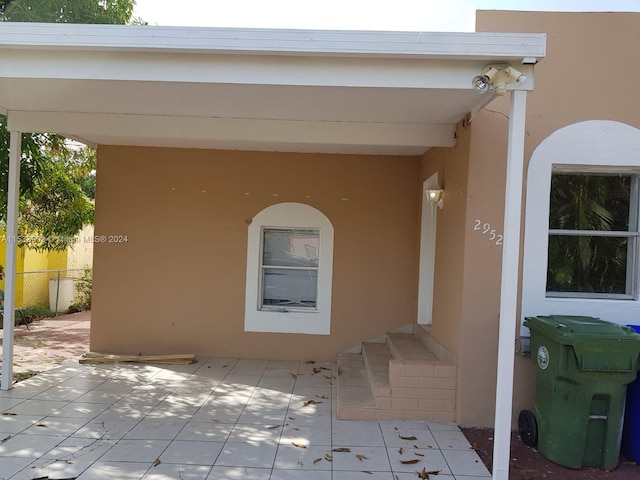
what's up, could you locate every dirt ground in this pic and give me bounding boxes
[461,427,640,479]
[2,313,640,478]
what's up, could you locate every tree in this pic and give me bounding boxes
[0,0,139,250]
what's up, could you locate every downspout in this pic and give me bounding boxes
[492,90,527,480]
[1,130,21,390]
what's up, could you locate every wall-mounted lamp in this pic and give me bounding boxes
[472,64,528,96]
[425,189,444,209]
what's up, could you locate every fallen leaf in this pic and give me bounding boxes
[2,412,17,416]
[315,394,328,399]
[290,373,298,379]
[394,427,399,431]
[36,424,47,427]
[414,452,425,457]
[292,442,307,449]
[332,447,351,452]
[212,419,219,423]
[325,453,333,461]
[288,416,295,420]
[1,435,11,443]
[222,364,228,368]
[153,458,161,467]
[356,454,368,462]
[362,471,373,475]
[394,476,400,480]
[398,447,403,455]
[417,468,441,479]
[306,360,316,364]
[267,425,281,430]
[313,458,322,464]
[399,435,418,441]
[313,367,321,374]
[293,427,300,431]
[400,459,420,465]
[303,400,323,407]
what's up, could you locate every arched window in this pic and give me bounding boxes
[521,121,640,329]
[244,202,334,334]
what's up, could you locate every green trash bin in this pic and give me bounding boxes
[520,315,640,470]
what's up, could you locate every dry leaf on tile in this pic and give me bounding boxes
[2,412,16,416]
[303,399,323,407]
[400,458,420,465]
[362,471,373,475]
[313,458,322,464]
[153,458,161,467]
[417,467,441,479]
[398,447,404,455]
[332,447,351,452]
[267,425,281,430]
[414,452,425,457]
[315,394,328,399]
[399,435,418,441]
[1,435,11,443]
[292,442,307,449]
[356,454,368,462]
[325,453,333,461]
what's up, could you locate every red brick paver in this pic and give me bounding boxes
[0,311,90,380]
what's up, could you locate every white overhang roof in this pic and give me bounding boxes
[0,23,546,155]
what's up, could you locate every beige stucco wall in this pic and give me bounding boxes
[91,147,421,361]
[446,10,640,427]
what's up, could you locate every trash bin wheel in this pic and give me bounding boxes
[518,409,538,447]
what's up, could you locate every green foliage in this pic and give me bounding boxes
[547,174,630,294]
[0,0,140,24]
[19,304,55,321]
[72,269,92,310]
[0,0,140,250]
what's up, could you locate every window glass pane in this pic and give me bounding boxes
[262,268,318,308]
[549,174,631,231]
[546,235,628,294]
[263,228,319,267]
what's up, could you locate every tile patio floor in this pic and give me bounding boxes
[0,357,491,480]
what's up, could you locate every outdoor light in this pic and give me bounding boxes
[472,67,500,94]
[472,64,528,96]
[425,189,444,209]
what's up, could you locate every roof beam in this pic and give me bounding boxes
[8,111,455,154]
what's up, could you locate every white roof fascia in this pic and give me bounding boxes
[0,23,546,61]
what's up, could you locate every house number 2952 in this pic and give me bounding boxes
[473,219,503,246]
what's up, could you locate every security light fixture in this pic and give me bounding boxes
[425,189,444,209]
[472,64,528,96]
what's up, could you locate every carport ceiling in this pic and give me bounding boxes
[0,23,545,155]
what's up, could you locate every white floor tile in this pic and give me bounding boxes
[380,426,438,449]
[142,463,212,479]
[72,419,140,440]
[280,425,331,447]
[4,399,68,416]
[0,414,44,434]
[388,447,451,474]
[42,437,116,462]
[21,416,90,436]
[0,433,64,458]
[158,440,224,465]
[332,421,385,447]
[0,457,34,479]
[330,445,392,472]
[124,418,189,440]
[175,421,233,442]
[227,424,284,446]
[214,442,278,468]
[100,439,170,463]
[206,466,270,479]
[75,461,150,479]
[50,401,110,418]
[271,469,332,479]
[273,444,333,470]
[14,458,93,479]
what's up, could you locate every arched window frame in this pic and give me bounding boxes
[244,202,334,335]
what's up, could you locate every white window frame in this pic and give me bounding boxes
[521,120,640,334]
[244,202,334,335]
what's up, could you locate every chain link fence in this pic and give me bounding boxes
[14,268,92,313]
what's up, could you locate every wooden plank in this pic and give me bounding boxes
[79,352,196,365]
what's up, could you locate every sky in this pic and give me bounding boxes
[132,0,640,31]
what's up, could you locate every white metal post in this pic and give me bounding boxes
[1,130,21,390]
[492,90,527,480]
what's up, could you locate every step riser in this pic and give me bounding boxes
[338,331,457,422]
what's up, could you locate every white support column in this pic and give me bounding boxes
[1,130,21,391]
[492,89,527,480]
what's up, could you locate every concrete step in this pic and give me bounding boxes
[362,342,392,397]
[336,353,375,411]
[387,332,439,363]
